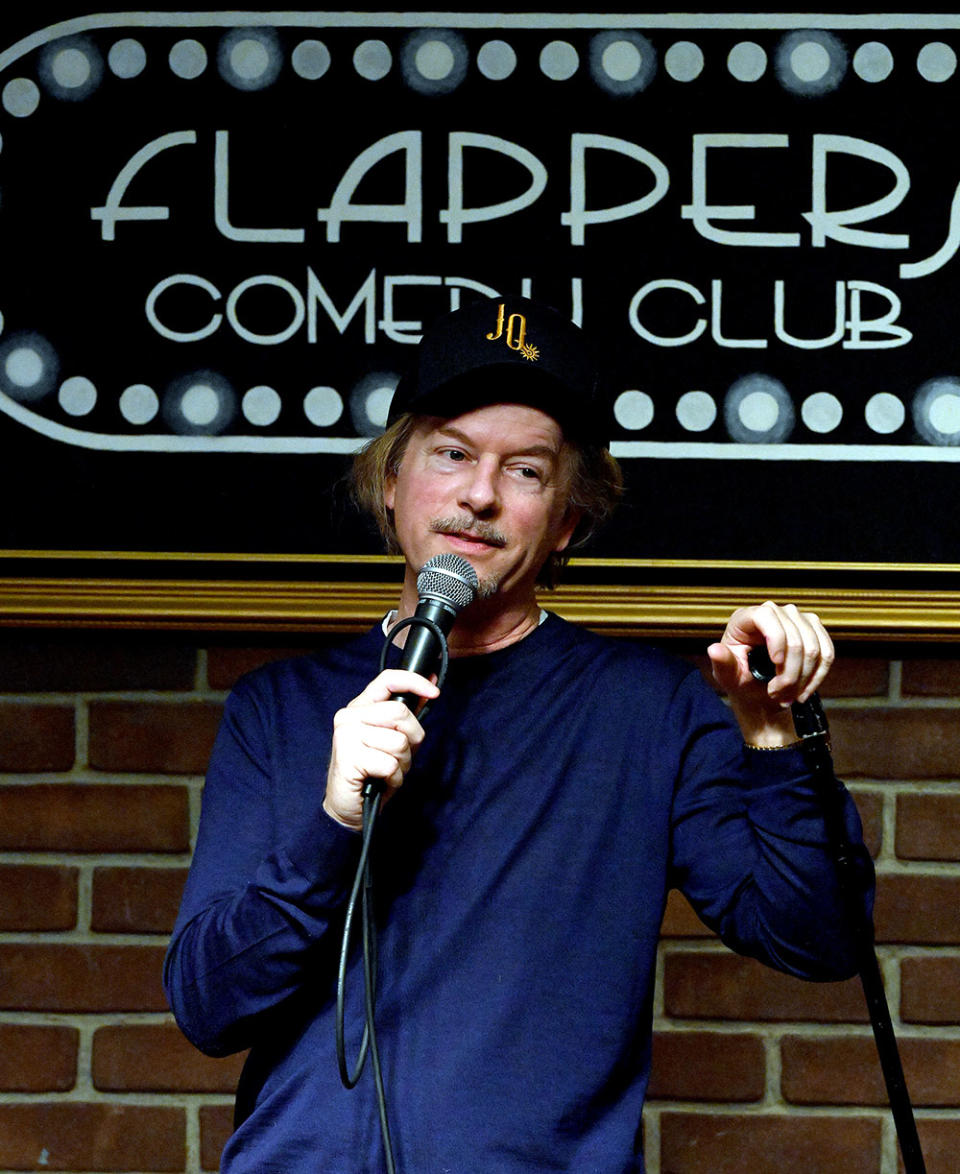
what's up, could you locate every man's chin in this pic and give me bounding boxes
[473,573,502,602]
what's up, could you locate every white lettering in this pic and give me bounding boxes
[804,135,910,249]
[226,275,305,344]
[628,280,706,346]
[215,131,305,243]
[316,131,423,243]
[145,273,221,342]
[441,132,547,243]
[562,133,669,246]
[844,280,912,348]
[91,130,196,241]
[682,134,801,247]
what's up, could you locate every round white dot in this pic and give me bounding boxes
[602,40,642,82]
[120,384,159,425]
[292,40,330,80]
[928,392,960,436]
[354,39,392,80]
[790,41,831,83]
[801,392,843,434]
[52,47,92,89]
[2,78,41,117]
[109,38,147,78]
[477,40,517,80]
[738,390,781,432]
[304,386,343,427]
[676,391,717,432]
[918,41,957,83]
[5,346,43,388]
[231,38,271,81]
[243,385,281,426]
[58,376,97,416]
[728,42,767,82]
[865,392,905,434]
[415,39,455,81]
[854,41,893,82]
[665,41,704,82]
[540,40,579,81]
[614,390,654,431]
[366,386,394,429]
[170,39,208,80]
[180,384,220,426]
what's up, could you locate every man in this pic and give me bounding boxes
[164,295,871,1173]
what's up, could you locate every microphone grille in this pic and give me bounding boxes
[416,554,479,611]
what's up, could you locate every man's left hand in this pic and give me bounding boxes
[707,601,834,747]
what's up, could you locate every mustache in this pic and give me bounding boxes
[430,515,507,548]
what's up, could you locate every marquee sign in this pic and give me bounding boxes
[3,11,960,626]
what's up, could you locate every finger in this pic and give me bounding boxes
[796,612,834,702]
[349,669,440,709]
[766,606,830,702]
[335,703,427,758]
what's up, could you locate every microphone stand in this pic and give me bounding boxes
[748,648,926,1174]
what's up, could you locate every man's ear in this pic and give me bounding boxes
[553,507,582,554]
[383,471,396,513]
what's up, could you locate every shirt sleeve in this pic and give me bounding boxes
[667,670,875,981]
[162,676,361,1057]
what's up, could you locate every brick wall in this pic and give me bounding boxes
[0,633,958,1173]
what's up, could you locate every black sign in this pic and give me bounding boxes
[3,10,960,572]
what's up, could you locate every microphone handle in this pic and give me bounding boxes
[392,597,457,712]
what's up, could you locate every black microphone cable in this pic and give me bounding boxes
[334,554,477,1174]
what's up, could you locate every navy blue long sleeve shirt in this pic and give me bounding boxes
[164,613,870,1172]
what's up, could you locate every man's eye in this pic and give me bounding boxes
[441,448,466,461]
[516,466,543,480]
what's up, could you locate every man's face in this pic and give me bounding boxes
[383,403,580,603]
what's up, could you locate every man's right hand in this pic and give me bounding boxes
[323,670,440,831]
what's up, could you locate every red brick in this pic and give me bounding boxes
[662,953,867,1023]
[648,1031,765,1101]
[874,875,960,944]
[93,1024,245,1092]
[900,1118,960,1174]
[206,643,315,690]
[88,701,223,773]
[820,657,889,698]
[901,957,960,1024]
[0,635,196,692]
[0,945,168,1012]
[0,865,77,930]
[0,1103,184,1171]
[200,1104,234,1171]
[91,867,188,934]
[0,704,74,771]
[0,784,189,853]
[830,709,960,779]
[0,1025,77,1091]
[853,790,883,859]
[897,793,960,861]
[782,1034,960,1106]
[659,890,714,938]
[901,658,960,697]
[660,1111,881,1173]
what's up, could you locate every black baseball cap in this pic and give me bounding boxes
[387,295,607,445]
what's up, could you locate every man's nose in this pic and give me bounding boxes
[458,456,500,513]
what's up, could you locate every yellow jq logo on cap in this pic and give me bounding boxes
[486,304,539,361]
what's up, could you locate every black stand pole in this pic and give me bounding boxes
[748,650,926,1173]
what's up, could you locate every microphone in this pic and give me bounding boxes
[388,553,479,711]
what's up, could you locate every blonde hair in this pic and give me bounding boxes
[351,413,623,587]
